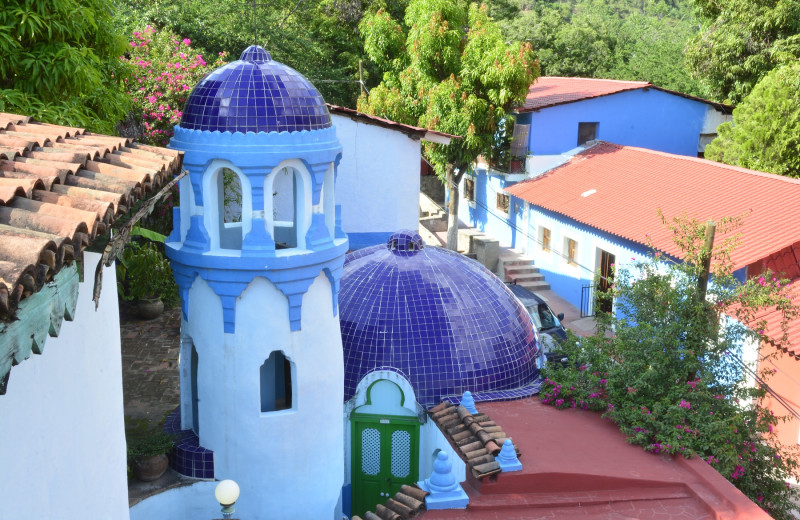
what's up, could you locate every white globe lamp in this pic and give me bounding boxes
[215,479,240,519]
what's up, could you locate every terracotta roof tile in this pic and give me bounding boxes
[352,485,429,520]
[517,76,733,113]
[428,401,518,479]
[0,112,183,320]
[326,103,459,141]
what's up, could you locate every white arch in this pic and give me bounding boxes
[351,370,421,417]
[201,159,253,250]
[264,159,313,250]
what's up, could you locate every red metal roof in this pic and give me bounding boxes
[505,142,800,270]
[517,76,733,113]
[745,247,800,354]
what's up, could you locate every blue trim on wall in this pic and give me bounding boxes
[167,240,348,333]
[341,484,351,518]
[346,231,394,250]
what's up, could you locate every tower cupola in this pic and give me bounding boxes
[164,45,346,519]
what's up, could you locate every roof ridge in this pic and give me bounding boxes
[538,76,651,86]
[594,143,800,186]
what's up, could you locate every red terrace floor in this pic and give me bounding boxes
[421,400,768,520]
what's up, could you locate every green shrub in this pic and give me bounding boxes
[541,215,800,518]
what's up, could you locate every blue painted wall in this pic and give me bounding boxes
[522,206,653,309]
[525,88,709,156]
[459,168,526,249]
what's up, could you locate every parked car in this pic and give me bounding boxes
[507,283,569,368]
[506,283,567,342]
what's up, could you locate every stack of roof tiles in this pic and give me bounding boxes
[428,401,519,479]
[351,485,429,520]
[0,112,183,319]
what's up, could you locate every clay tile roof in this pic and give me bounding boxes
[505,142,800,270]
[517,76,733,113]
[428,401,517,479]
[0,112,183,320]
[351,485,429,520]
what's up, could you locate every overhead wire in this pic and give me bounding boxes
[462,179,800,419]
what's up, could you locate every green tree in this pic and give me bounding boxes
[0,0,131,133]
[686,0,800,103]
[358,0,539,250]
[488,0,704,96]
[705,62,800,178]
[540,215,800,518]
[113,0,397,107]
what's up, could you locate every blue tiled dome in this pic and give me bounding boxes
[340,231,541,406]
[179,45,332,134]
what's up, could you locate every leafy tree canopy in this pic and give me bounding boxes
[358,0,539,249]
[686,0,800,103]
[0,0,131,133]
[113,0,400,107]
[705,61,800,178]
[485,0,705,96]
[541,215,800,518]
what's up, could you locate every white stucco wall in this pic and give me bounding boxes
[130,481,218,520]
[332,115,421,243]
[0,252,129,520]
[180,271,344,519]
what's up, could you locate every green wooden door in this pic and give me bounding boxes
[351,415,419,518]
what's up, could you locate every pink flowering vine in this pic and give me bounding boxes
[121,26,227,146]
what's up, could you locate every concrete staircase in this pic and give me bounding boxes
[502,257,550,291]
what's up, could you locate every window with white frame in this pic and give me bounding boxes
[540,226,551,252]
[565,237,578,265]
[464,177,475,202]
[496,192,510,213]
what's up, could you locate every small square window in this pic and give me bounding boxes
[578,122,598,146]
[496,192,510,213]
[541,227,551,252]
[464,178,475,202]
[566,238,578,265]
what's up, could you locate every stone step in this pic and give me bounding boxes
[517,279,550,291]
[499,257,535,267]
[505,265,540,276]
[507,272,545,283]
[467,486,691,511]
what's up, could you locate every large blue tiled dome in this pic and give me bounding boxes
[179,45,332,134]
[340,231,541,406]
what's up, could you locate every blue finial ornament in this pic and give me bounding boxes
[460,391,478,415]
[418,451,469,510]
[497,438,522,472]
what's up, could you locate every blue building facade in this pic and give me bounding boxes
[458,79,734,300]
[518,87,730,157]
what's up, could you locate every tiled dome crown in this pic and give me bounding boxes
[180,45,332,134]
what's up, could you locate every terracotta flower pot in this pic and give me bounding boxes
[137,298,164,320]
[131,453,169,482]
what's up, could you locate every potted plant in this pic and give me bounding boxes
[127,430,175,482]
[117,240,178,319]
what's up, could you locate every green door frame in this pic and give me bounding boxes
[351,412,420,518]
